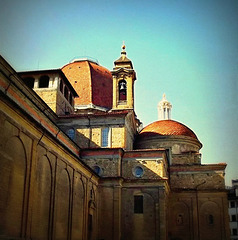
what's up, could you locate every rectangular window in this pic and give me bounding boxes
[232,215,237,222]
[102,127,110,147]
[134,195,143,214]
[208,214,214,225]
[231,201,235,208]
[233,229,238,236]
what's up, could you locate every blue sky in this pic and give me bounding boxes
[1,0,237,185]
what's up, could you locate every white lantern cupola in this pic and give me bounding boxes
[158,94,172,120]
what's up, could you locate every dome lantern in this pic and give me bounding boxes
[158,93,172,120]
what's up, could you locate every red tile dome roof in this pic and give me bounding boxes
[62,60,112,109]
[139,120,198,139]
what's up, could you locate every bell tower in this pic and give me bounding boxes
[111,43,136,110]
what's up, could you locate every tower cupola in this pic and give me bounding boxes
[113,42,134,70]
[158,94,172,120]
[111,43,136,110]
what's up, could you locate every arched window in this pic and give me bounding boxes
[24,77,35,89]
[118,80,127,101]
[66,128,75,140]
[39,75,49,88]
[177,214,183,225]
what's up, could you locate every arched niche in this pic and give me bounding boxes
[54,167,71,240]
[71,172,85,240]
[169,201,191,240]
[123,191,156,240]
[199,201,222,240]
[87,182,97,240]
[31,155,52,239]
[0,136,27,237]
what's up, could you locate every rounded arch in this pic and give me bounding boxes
[0,136,27,237]
[169,201,191,240]
[199,200,222,240]
[118,79,127,101]
[72,171,85,239]
[123,191,156,240]
[31,154,52,239]
[54,167,71,240]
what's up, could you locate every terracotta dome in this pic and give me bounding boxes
[62,59,113,109]
[139,120,198,139]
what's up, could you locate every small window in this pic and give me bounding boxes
[93,166,103,176]
[233,229,238,236]
[39,75,49,88]
[66,128,75,140]
[232,215,237,222]
[133,166,144,178]
[176,214,183,225]
[24,77,35,89]
[134,195,143,214]
[102,127,109,147]
[208,214,214,225]
[231,201,235,208]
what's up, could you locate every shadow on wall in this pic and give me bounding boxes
[0,117,97,239]
[76,130,100,148]
[122,159,168,180]
[168,196,224,240]
[62,128,101,149]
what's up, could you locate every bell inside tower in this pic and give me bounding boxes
[119,80,127,101]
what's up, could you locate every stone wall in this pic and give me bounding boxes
[169,191,230,240]
[76,126,125,149]
[170,165,227,190]
[0,60,99,240]
[0,101,98,240]
[35,88,74,115]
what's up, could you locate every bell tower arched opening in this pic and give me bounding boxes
[118,80,127,101]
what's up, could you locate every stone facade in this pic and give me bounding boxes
[0,58,98,239]
[19,70,77,115]
[0,44,230,240]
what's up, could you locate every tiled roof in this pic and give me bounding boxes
[62,60,112,109]
[139,120,198,139]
